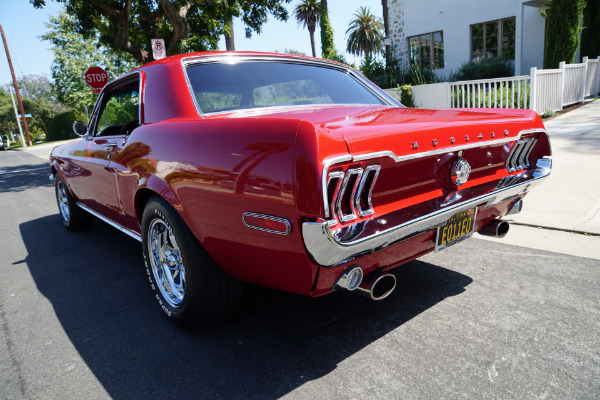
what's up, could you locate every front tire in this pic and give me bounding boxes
[54,174,92,231]
[141,197,242,329]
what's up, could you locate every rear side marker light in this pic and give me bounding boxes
[242,212,291,235]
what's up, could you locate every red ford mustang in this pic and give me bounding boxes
[50,52,552,328]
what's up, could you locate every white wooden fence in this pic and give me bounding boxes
[449,76,530,109]
[387,57,600,115]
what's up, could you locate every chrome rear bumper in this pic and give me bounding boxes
[302,158,551,267]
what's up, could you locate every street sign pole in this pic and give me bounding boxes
[1,24,32,146]
[8,86,26,147]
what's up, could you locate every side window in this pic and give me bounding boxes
[95,78,140,136]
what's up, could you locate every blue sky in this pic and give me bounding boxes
[0,0,384,85]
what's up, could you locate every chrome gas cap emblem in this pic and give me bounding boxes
[450,157,471,186]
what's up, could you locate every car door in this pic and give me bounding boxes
[71,74,141,225]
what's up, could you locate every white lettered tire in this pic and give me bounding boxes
[141,197,242,328]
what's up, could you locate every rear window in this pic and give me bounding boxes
[185,61,385,114]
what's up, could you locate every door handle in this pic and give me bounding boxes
[103,142,117,150]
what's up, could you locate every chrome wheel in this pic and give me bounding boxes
[56,179,70,222]
[148,219,185,308]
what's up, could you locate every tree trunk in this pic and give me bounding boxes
[381,0,389,37]
[225,19,235,51]
[308,24,316,57]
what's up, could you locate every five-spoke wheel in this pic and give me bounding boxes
[148,219,186,308]
[54,174,92,231]
[141,197,242,328]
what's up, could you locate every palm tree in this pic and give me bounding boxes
[294,0,321,57]
[345,6,384,60]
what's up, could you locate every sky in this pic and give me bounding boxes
[0,0,384,86]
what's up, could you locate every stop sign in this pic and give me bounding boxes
[84,67,109,94]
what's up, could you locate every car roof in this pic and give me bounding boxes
[136,51,347,70]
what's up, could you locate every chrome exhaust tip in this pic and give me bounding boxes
[478,219,509,238]
[355,272,396,301]
[334,265,363,291]
[506,199,523,215]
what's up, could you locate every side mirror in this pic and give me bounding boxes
[72,121,88,137]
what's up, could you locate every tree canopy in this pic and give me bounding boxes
[580,0,600,59]
[1,75,66,142]
[346,6,384,60]
[41,11,137,112]
[31,0,291,64]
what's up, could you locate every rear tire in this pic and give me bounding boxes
[54,174,92,231]
[141,197,243,329]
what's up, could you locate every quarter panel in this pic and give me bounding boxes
[121,118,319,295]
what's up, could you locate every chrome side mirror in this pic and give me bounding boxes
[72,121,88,137]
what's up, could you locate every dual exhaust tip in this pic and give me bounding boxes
[335,266,396,301]
[334,201,520,299]
[478,219,510,238]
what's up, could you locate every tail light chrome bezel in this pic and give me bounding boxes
[507,136,538,172]
[335,167,364,223]
[355,165,381,217]
[326,164,381,225]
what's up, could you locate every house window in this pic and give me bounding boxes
[471,17,516,61]
[408,31,444,69]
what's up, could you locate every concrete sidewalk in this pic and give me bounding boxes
[11,138,79,160]
[505,99,600,235]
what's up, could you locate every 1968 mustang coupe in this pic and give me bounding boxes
[50,52,552,328]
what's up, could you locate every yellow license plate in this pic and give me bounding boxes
[435,208,477,252]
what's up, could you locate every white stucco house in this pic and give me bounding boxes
[387,0,549,78]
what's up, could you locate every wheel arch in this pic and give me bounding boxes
[50,160,76,198]
[134,174,184,226]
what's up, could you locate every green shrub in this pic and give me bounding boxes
[404,64,439,86]
[359,52,441,89]
[30,127,47,142]
[449,57,514,82]
[541,110,555,118]
[46,110,86,141]
[326,50,352,66]
[399,84,414,107]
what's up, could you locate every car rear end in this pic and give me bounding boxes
[297,106,552,298]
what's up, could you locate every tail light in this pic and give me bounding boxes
[326,164,380,225]
[506,136,538,172]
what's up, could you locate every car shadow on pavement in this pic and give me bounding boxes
[20,215,473,400]
[0,165,52,193]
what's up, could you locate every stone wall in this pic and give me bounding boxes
[387,0,409,68]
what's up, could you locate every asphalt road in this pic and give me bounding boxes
[1,148,599,400]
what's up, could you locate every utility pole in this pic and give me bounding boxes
[1,24,32,146]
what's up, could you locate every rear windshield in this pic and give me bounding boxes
[185,61,386,114]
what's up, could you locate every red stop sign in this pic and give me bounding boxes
[84,67,109,94]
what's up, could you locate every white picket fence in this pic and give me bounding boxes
[388,57,600,115]
[449,76,530,109]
